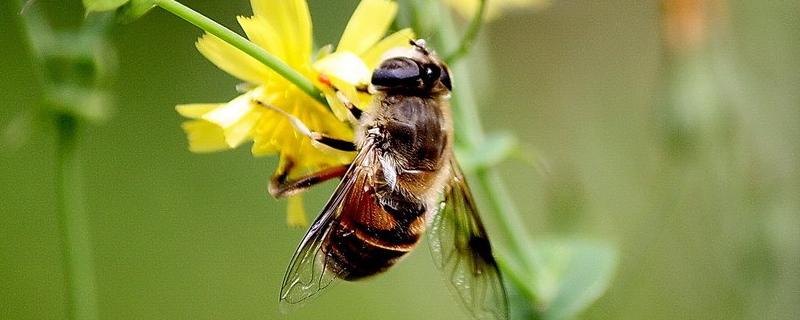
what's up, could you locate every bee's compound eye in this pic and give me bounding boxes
[440,66,452,91]
[421,64,441,85]
[371,58,421,87]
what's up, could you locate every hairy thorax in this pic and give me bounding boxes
[358,94,452,204]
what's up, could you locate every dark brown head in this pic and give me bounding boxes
[370,40,452,96]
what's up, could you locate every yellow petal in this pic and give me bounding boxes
[223,108,262,148]
[361,28,415,69]
[355,92,373,112]
[314,52,372,119]
[337,0,398,55]
[176,104,221,119]
[286,195,307,227]
[261,99,354,177]
[314,44,333,61]
[320,93,352,122]
[180,120,230,153]
[314,52,371,85]
[250,113,281,156]
[196,34,272,84]
[237,16,284,65]
[251,139,279,156]
[201,93,256,128]
[252,110,290,156]
[201,93,262,148]
[250,0,312,66]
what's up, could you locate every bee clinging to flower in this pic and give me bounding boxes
[275,40,509,320]
[175,1,507,319]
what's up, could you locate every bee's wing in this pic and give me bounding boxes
[279,143,376,306]
[428,159,509,320]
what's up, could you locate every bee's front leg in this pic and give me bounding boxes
[253,99,357,152]
[317,74,364,121]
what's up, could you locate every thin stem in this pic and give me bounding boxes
[436,2,538,273]
[55,114,99,320]
[16,2,101,318]
[475,169,538,270]
[155,0,327,107]
[444,0,487,63]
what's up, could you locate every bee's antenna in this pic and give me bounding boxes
[409,39,430,55]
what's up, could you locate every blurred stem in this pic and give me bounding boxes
[444,0,487,63]
[435,3,539,278]
[17,2,103,318]
[55,114,98,320]
[155,0,327,106]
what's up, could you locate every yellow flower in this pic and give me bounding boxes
[313,0,415,119]
[445,0,548,21]
[176,0,411,226]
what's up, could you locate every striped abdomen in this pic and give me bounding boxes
[323,186,428,280]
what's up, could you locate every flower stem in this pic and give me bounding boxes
[155,0,327,106]
[16,2,101,318]
[55,114,99,320]
[444,0,487,63]
[437,2,539,274]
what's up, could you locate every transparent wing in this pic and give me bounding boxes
[428,160,509,320]
[279,143,375,306]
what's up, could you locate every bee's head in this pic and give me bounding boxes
[370,39,452,95]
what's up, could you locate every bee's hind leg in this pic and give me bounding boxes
[253,99,357,152]
[268,160,350,198]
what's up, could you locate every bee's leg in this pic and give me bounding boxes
[318,74,364,121]
[269,161,350,197]
[253,100,357,152]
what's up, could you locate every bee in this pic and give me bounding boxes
[263,40,508,320]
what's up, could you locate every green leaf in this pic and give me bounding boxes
[82,0,156,22]
[45,86,113,124]
[532,240,618,320]
[83,0,130,13]
[500,239,618,320]
[116,0,158,24]
[456,131,518,172]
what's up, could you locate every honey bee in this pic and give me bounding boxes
[264,40,508,320]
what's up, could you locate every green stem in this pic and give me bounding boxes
[16,2,101,318]
[444,0,487,63]
[437,2,538,273]
[155,0,327,107]
[55,114,98,320]
[474,168,536,265]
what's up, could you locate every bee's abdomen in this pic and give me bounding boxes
[325,212,426,281]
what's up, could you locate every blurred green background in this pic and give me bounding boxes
[1,0,798,319]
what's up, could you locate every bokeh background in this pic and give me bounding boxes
[1,0,798,319]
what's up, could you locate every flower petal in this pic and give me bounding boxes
[180,120,230,153]
[250,111,282,156]
[314,52,371,85]
[250,138,278,156]
[200,93,263,148]
[337,0,398,55]
[237,16,284,65]
[313,52,373,119]
[250,0,312,66]
[201,93,256,128]
[223,108,262,148]
[176,104,221,119]
[196,34,272,84]
[361,28,415,69]
[286,195,307,227]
